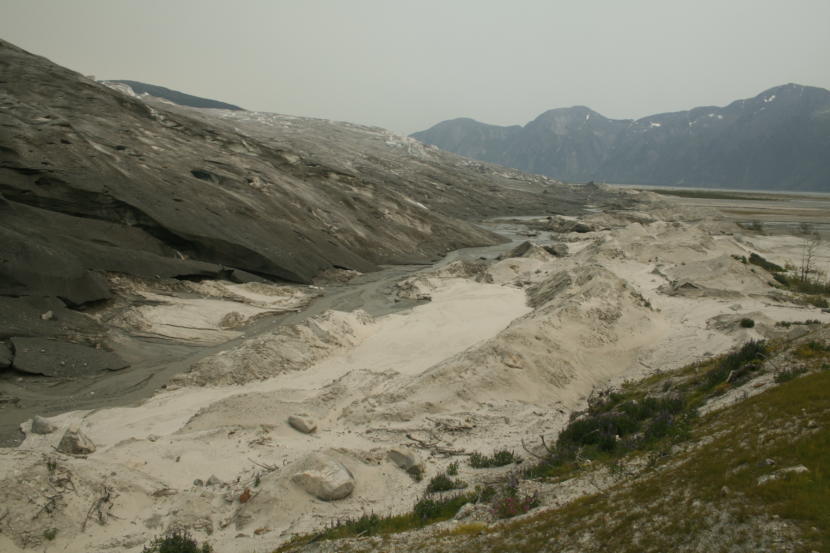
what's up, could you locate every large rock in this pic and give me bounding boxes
[287,414,317,434]
[30,415,57,434]
[291,454,355,501]
[0,342,11,369]
[56,425,96,455]
[10,337,128,377]
[387,447,421,471]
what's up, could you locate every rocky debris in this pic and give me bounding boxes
[30,415,57,434]
[206,475,223,487]
[40,310,55,321]
[56,425,96,455]
[0,341,11,369]
[395,277,434,301]
[544,243,569,257]
[505,241,554,261]
[757,465,809,485]
[10,337,129,377]
[288,414,317,434]
[0,296,105,341]
[546,216,596,234]
[387,448,421,472]
[291,453,355,500]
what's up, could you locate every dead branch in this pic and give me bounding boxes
[248,457,278,472]
[81,485,114,532]
[521,437,547,460]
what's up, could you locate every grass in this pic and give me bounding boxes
[274,337,830,552]
[468,449,521,468]
[333,369,830,553]
[142,529,213,553]
[273,486,496,550]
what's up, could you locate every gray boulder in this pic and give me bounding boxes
[544,243,569,257]
[0,342,11,369]
[387,447,420,471]
[291,454,354,501]
[30,415,57,434]
[56,425,96,455]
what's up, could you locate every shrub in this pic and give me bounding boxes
[489,473,540,519]
[775,367,808,383]
[446,461,459,476]
[740,318,755,328]
[426,473,467,493]
[43,528,57,541]
[413,494,470,522]
[142,529,213,553]
[406,465,424,482]
[748,253,784,273]
[703,340,767,389]
[469,449,521,468]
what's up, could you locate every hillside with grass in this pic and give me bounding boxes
[275,328,830,553]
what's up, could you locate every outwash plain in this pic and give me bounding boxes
[1,39,829,553]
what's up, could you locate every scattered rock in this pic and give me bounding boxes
[206,474,223,487]
[807,420,818,429]
[757,465,809,485]
[193,479,205,487]
[40,310,55,321]
[56,425,96,455]
[387,447,421,472]
[219,311,246,329]
[544,243,569,257]
[291,453,355,501]
[288,414,317,434]
[30,415,57,434]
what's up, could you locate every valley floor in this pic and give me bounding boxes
[1,192,829,553]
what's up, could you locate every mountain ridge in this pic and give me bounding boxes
[412,84,830,191]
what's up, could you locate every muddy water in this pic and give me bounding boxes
[0,222,531,447]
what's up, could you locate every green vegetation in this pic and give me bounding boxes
[446,461,460,476]
[489,473,540,519]
[274,336,830,552]
[406,464,424,482]
[43,528,57,541]
[142,529,213,553]
[426,473,467,493]
[468,449,521,468]
[740,317,755,328]
[747,252,785,272]
[275,487,496,549]
[776,319,821,328]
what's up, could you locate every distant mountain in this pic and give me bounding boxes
[412,84,830,191]
[100,79,244,110]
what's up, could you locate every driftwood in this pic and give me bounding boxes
[405,432,468,457]
[81,485,115,532]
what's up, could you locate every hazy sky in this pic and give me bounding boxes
[2,1,830,134]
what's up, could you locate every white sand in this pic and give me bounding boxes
[3,207,830,553]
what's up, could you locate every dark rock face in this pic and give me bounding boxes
[100,80,244,110]
[10,337,129,377]
[0,37,598,303]
[412,84,830,191]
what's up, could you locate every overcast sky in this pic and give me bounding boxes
[3,1,830,134]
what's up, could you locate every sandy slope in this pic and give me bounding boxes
[2,205,830,553]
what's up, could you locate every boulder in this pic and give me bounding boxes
[291,454,354,500]
[0,342,11,369]
[56,425,96,455]
[30,415,57,434]
[387,447,420,472]
[544,243,569,257]
[288,414,317,434]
